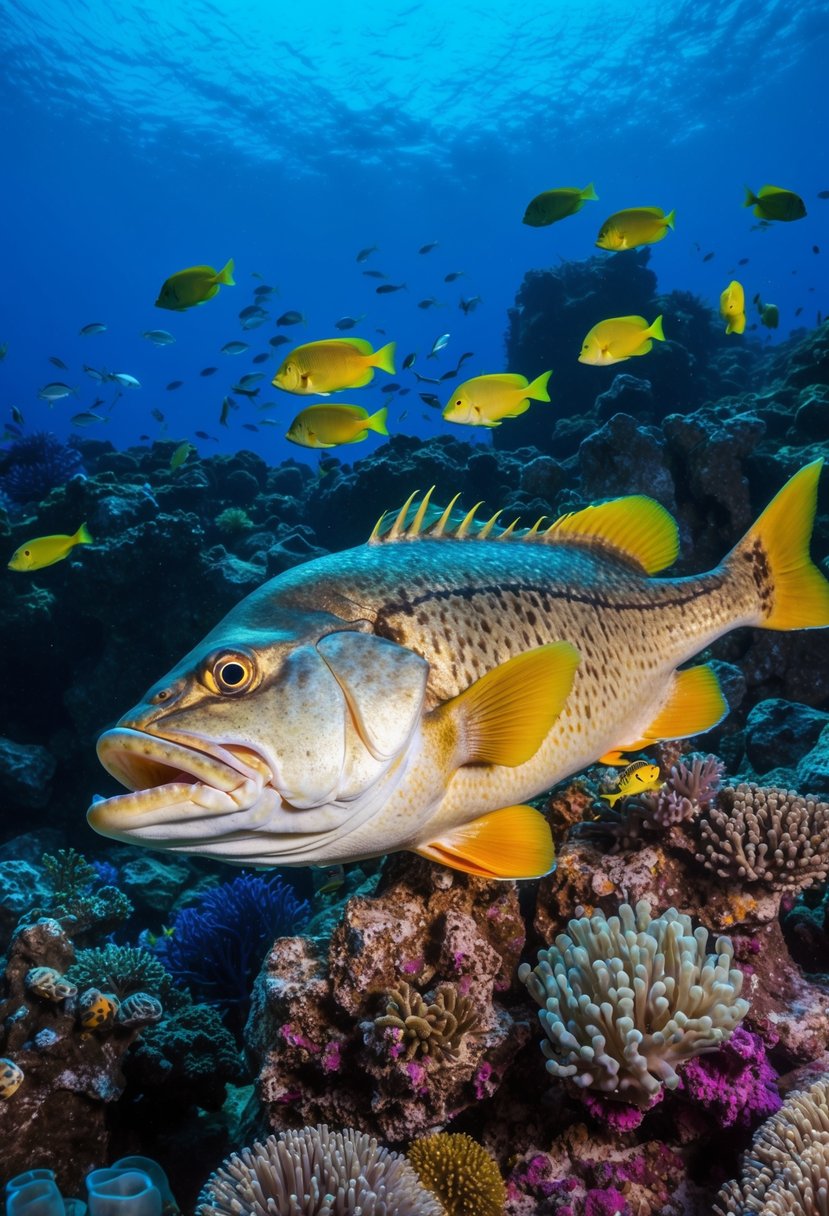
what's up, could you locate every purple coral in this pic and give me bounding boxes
[678,1027,781,1129]
[1,431,84,505]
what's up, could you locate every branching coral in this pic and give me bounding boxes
[1,431,84,504]
[407,1132,506,1216]
[197,1125,443,1216]
[19,848,133,941]
[518,900,749,1108]
[154,872,309,1036]
[714,1074,829,1215]
[374,981,481,1062]
[66,944,173,1002]
[695,783,829,889]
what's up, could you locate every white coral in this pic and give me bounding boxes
[518,900,749,1107]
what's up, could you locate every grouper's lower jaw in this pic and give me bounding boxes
[88,726,269,841]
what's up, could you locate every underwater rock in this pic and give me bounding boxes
[577,412,676,507]
[0,735,56,809]
[594,372,655,422]
[249,855,531,1143]
[797,723,829,796]
[119,855,192,916]
[0,859,50,948]
[744,698,829,774]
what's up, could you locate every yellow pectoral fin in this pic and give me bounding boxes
[445,641,580,768]
[415,804,555,879]
[638,663,727,743]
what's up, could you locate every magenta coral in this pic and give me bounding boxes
[678,1027,781,1128]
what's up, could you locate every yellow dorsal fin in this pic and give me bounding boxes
[440,642,580,767]
[408,486,436,537]
[478,510,503,539]
[387,490,420,541]
[544,496,679,574]
[415,804,555,879]
[637,663,727,743]
[369,511,388,542]
[524,517,547,539]
[455,502,484,539]
[431,493,462,537]
[498,518,520,539]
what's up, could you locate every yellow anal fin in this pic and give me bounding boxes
[638,663,727,743]
[545,495,679,574]
[415,804,555,879]
[445,642,580,768]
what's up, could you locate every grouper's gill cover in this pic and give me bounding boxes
[89,461,829,880]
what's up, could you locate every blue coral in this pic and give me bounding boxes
[155,873,310,1036]
[1,431,84,505]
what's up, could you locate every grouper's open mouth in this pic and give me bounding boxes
[88,727,271,836]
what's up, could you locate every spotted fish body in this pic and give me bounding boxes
[88,464,829,879]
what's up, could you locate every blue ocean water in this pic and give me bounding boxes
[1,0,827,463]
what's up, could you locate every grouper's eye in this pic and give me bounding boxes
[202,649,257,695]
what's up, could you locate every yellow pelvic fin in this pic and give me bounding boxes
[445,642,580,768]
[545,495,679,574]
[415,804,555,879]
[598,750,632,767]
[638,663,727,744]
[727,458,829,630]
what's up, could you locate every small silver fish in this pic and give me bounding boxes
[38,382,77,402]
[356,245,379,262]
[221,342,249,355]
[79,322,107,335]
[142,329,176,346]
[428,333,451,358]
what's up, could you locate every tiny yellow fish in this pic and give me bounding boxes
[286,404,389,448]
[442,371,552,428]
[274,338,396,395]
[744,185,806,223]
[760,302,780,329]
[8,524,93,572]
[600,761,662,806]
[156,259,235,310]
[170,441,193,471]
[312,863,346,896]
[578,315,665,366]
[523,184,598,227]
[720,281,746,335]
[595,207,675,251]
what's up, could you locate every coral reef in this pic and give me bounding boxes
[0,431,85,505]
[714,1073,829,1214]
[407,1131,506,1216]
[197,1125,443,1216]
[518,900,749,1109]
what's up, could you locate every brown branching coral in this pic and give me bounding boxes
[714,1074,829,1215]
[197,1124,443,1216]
[374,981,481,1062]
[408,1132,506,1216]
[695,783,829,890]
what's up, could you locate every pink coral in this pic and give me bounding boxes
[678,1027,781,1128]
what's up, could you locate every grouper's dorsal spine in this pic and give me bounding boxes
[369,487,680,576]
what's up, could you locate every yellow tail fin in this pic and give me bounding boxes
[581,183,598,201]
[74,522,93,545]
[372,341,396,375]
[729,459,829,630]
[526,370,552,402]
[664,210,676,230]
[368,406,389,436]
[216,258,235,286]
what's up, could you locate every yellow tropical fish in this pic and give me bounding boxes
[155,260,235,310]
[8,524,93,572]
[442,371,552,427]
[744,185,806,223]
[88,463,828,881]
[595,207,675,251]
[600,761,662,807]
[273,338,396,395]
[170,441,193,470]
[286,404,389,448]
[578,315,665,366]
[720,281,746,335]
[523,184,598,227]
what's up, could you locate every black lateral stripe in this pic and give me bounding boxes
[380,575,725,616]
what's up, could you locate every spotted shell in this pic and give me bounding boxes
[78,988,120,1031]
[25,966,78,1003]
[115,992,164,1028]
[0,1058,23,1098]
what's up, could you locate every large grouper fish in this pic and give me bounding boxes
[88,462,829,879]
